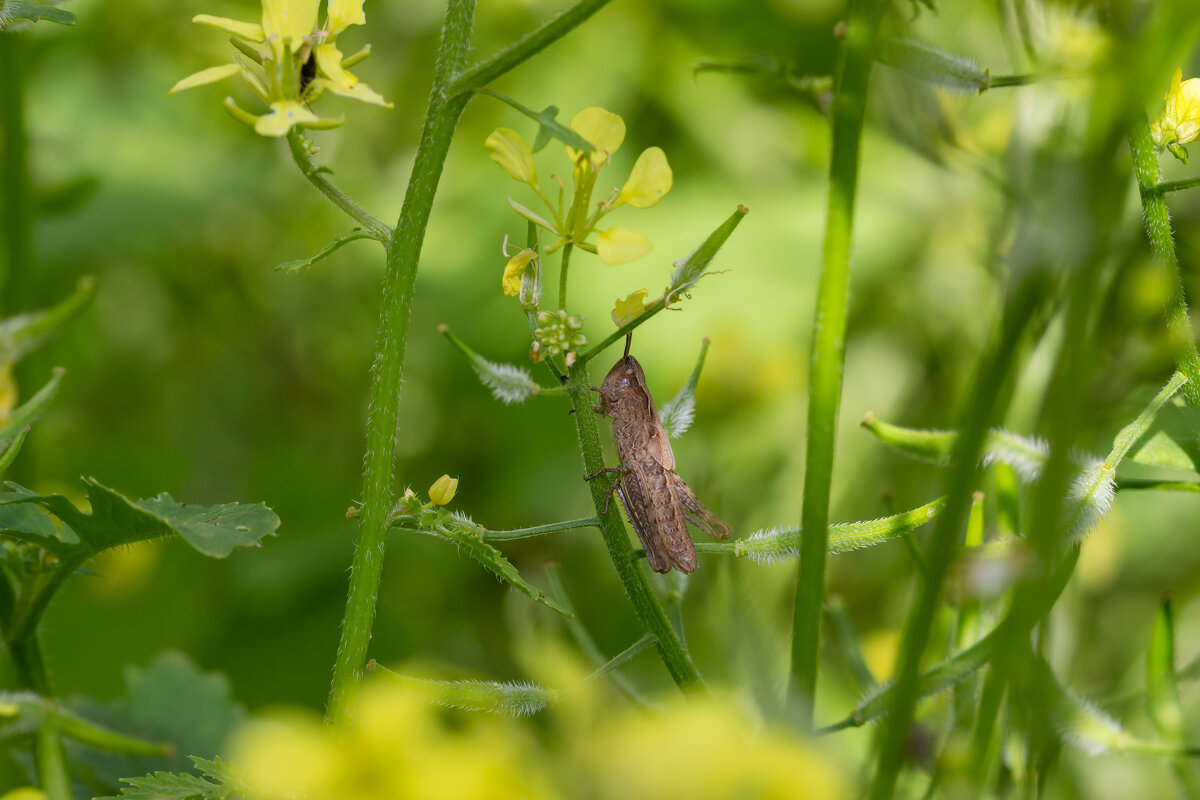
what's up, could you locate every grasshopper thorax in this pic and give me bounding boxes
[597,355,657,421]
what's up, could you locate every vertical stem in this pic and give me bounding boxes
[326,0,477,721]
[0,32,30,313]
[1129,122,1200,407]
[791,0,884,725]
[558,243,574,309]
[565,365,704,691]
[37,717,71,800]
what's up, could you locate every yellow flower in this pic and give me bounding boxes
[596,227,652,266]
[565,106,625,167]
[502,248,537,297]
[486,128,538,188]
[0,363,16,421]
[429,474,459,506]
[171,0,390,138]
[0,790,47,800]
[617,147,672,209]
[1151,68,1200,163]
[611,289,650,327]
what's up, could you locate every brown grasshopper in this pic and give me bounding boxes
[586,345,730,573]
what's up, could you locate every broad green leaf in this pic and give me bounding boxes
[96,770,227,800]
[1,0,76,27]
[70,652,247,789]
[0,477,279,560]
[0,369,63,452]
[666,206,747,302]
[396,511,571,616]
[440,326,560,404]
[1130,405,1200,472]
[275,229,375,273]
[696,497,945,564]
[658,339,708,439]
[0,277,96,365]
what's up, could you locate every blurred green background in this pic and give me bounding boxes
[4,0,1200,795]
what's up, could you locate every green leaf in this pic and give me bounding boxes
[275,229,375,273]
[0,477,279,560]
[1130,404,1200,472]
[0,368,63,452]
[397,511,571,617]
[696,497,946,564]
[440,326,560,404]
[658,339,707,439]
[478,90,593,153]
[1,1,76,27]
[96,770,227,800]
[666,206,747,303]
[0,277,96,365]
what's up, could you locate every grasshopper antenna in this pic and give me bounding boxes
[624,332,633,358]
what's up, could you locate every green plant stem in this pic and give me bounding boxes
[37,717,71,800]
[0,33,30,313]
[987,73,1037,88]
[868,279,1045,799]
[558,243,574,310]
[326,0,477,722]
[791,0,884,726]
[1130,122,1200,407]
[285,130,390,241]
[577,632,655,687]
[565,365,704,692]
[482,517,599,541]
[445,0,615,97]
[326,0,617,721]
[1155,176,1200,194]
[1117,478,1200,493]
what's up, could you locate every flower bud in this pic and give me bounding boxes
[429,474,459,506]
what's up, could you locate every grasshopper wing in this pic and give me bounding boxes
[617,475,671,573]
[671,473,731,540]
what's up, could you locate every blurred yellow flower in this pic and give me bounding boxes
[171,0,390,138]
[617,147,673,209]
[428,474,459,506]
[1151,68,1200,163]
[486,128,538,189]
[0,362,16,421]
[0,789,47,800]
[596,227,652,266]
[611,289,650,326]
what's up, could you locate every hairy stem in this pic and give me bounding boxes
[1130,122,1200,407]
[326,0,477,722]
[791,0,884,726]
[565,366,704,692]
[558,243,574,310]
[285,130,390,240]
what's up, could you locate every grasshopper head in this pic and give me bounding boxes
[598,355,653,419]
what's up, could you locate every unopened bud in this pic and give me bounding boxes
[429,474,459,506]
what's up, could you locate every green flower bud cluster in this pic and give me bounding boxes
[533,310,587,364]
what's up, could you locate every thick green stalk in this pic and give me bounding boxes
[326,0,477,721]
[791,0,884,724]
[1130,123,1200,407]
[566,365,704,692]
[868,280,1045,799]
[0,33,30,313]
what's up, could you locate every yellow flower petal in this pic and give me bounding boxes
[314,43,356,87]
[168,63,241,96]
[1152,67,1200,150]
[617,147,673,209]
[326,0,366,35]
[0,789,48,800]
[611,289,649,327]
[254,100,320,137]
[566,107,625,166]
[595,228,651,266]
[486,128,538,188]
[232,714,338,800]
[308,77,391,107]
[192,14,265,41]
[503,250,537,296]
[262,0,318,43]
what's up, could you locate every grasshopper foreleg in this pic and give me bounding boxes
[583,467,627,515]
